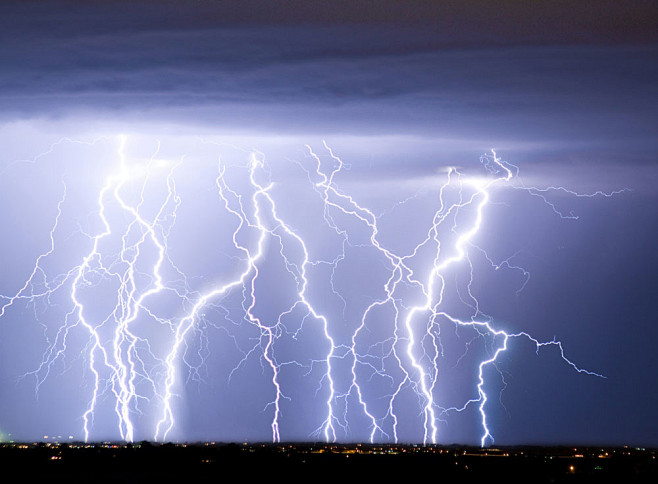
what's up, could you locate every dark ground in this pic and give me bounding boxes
[0,442,656,483]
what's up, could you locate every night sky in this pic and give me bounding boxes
[0,1,657,446]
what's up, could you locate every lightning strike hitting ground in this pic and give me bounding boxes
[0,135,617,445]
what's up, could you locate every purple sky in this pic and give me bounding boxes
[0,1,656,446]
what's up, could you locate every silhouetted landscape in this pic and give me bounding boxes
[1,442,656,483]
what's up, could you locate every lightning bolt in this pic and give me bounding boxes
[0,136,619,446]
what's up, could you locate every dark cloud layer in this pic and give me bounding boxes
[1,7,656,154]
[4,1,658,40]
[0,1,655,181]
[0,1,655,192]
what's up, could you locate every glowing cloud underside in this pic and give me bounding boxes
[0,136,618,445]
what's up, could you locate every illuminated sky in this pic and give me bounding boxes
[0,1,657,446]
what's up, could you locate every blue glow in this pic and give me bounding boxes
[0,134,621,445]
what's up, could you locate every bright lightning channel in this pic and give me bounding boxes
[0,136,617,446]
